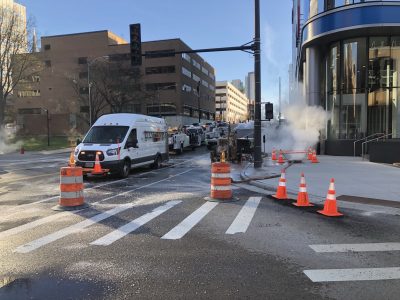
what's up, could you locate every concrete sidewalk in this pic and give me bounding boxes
[241,156,400,203]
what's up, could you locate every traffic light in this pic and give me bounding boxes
[130,23,142,66]
[265,102,273,120]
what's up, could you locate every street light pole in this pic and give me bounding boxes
[197,81,201,124]
[87,63,92,127]
[42,108,50,146]
[253,0,262,169]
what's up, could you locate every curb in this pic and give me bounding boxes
[39,148,72,155]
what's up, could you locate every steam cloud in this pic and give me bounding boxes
[0,128,21,154]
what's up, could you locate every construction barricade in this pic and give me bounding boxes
[53,166,88,211]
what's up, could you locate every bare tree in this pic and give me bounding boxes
[68,74,109,126]
[0,6,37,125]
[90,60,156,113]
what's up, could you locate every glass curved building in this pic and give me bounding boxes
[292,0,400,160]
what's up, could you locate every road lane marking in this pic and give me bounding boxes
[310,243,400,253]
[161,202,218,240]
[304,267,400,282]
[0,172,59,184]
[93,169,193,204]
[226,197,261,235]
[0,212,71,239]
[14,204,134,253]
[91,200,182,246]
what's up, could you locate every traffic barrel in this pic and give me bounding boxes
[53,166,88,211]
[210,162,232,200]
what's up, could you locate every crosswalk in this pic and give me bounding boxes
[304,242,400,282]
[1,197,262,254]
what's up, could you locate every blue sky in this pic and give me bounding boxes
[19,0,293,105]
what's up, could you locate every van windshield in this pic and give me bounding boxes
[83,126,129,144]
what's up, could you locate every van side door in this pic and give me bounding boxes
[125,128,139,164]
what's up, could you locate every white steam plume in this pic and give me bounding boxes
[0,128,21,154]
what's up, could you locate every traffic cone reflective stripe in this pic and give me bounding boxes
[272,169,289,200]
[91,153,103,175]
[318,178,343,217]
[293,173,314,207]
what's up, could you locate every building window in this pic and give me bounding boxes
[44,44,51,50]
[182,67,191,78]
[146,66,176,75]
[79,72,88,79]
[17,90,41,97]
[145,49,175,59]
[120,104,141,113]
[18,108,42,114]
[80,106,89,113]
[78,57,88,64]
[192,73,200,82]
[201,79,209,88]
[209,84,215,91]
[201,66,209,76]
[45,60,51,67]
[145,82,176,91]
[192,59,201,69]
[79,87,88,94]
[209,73,215,80]
[182,84,192,92]
[109,53,130,61]
[182,53,191,62]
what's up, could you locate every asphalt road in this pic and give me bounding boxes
[1,147,400,299]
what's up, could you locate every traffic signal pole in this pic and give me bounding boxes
[253,0,262,168]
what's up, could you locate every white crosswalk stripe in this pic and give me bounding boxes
[304,267,400,282]
[305,242,400,282]
[161,202,218,240]
[91,201,182,246]
[14,204,134,253]
[310,242,400,253]
[0,212,71,240]
[226,197,261,235]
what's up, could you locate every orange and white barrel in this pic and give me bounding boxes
[210,162,232,200]
[59,166,85,207]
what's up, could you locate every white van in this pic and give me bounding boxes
[74,113,168,178]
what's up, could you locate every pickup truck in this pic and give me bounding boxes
[168,132,190,154]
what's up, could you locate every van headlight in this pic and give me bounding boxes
[106,148,120,156]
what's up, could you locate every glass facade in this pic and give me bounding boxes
[324,36,400,139]
[308,0,400,18]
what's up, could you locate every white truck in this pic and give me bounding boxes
[74,113,168,178]
[168,131,190,154]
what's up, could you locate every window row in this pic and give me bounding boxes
[17,90,41,97]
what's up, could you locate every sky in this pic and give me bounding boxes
[18,0,293,106]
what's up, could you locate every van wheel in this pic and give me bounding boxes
[119,160,130,178]
[152,155,161,169]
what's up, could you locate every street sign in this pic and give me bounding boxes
[130,23,142,66]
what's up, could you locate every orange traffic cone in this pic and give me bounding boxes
[318,178,343,217]
[293,173,314,207]
[91,152,103,175]
[277,150,285,164]
[68,150,75,167]
[311,150,319,163]
[271,149,277,161]
[307,147,313,160]
[272,169,289,200]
